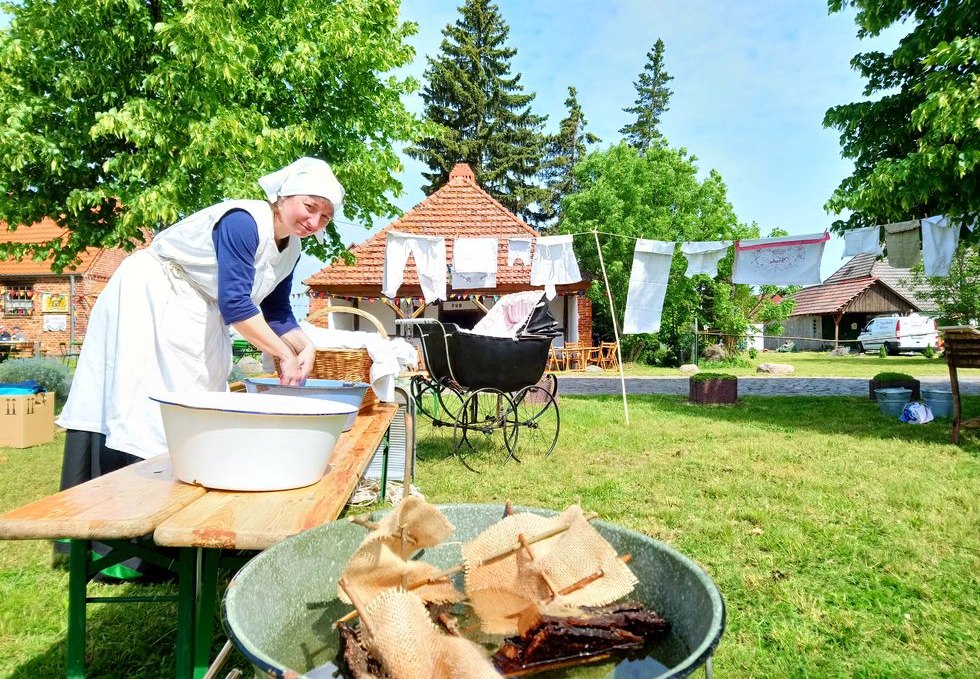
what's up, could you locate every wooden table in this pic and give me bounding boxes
[0,402,398,679]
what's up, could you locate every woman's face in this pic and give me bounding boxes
[274,195,334,239]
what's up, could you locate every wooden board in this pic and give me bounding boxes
[0,455,205,540]
[153,403,397,550]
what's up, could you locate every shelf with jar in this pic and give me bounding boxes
[3,288,35,317]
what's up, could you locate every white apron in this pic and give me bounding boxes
[57,200,301,459]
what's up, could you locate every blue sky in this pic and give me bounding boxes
[296,0,908,307]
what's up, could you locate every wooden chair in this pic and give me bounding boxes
[598,341,620,371]
[563,341,586,371]
[60,342,81,366]
[546,346,564,372]
[584,344,602,367]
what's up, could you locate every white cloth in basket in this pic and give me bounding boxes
[297,323,417,402]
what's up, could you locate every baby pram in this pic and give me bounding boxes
[398,292,562,472]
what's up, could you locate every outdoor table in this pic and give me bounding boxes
[0,339,37,361]
[0,401,398,679]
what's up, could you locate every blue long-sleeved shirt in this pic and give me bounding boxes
[211,209,299,336]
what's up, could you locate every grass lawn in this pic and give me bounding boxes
[1,394,978,678]
[554,351,964,378]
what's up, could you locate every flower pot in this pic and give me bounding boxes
[869,379,919,401]
[689,378,738,404]
[874,388,912,418]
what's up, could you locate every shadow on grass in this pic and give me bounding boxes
[570,393,980,454]
[6,579,250,679]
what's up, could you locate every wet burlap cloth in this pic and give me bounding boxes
[360,590,500,679]
[340,497,460,606]
[462,505,637,634]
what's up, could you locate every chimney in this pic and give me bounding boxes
[449,163,475,182]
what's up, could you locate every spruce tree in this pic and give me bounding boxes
[540,86,600,226]
[620,39,674,152]
[407,0,547,220]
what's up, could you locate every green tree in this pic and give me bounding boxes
[407,0,547,221]
[561,142,791,365]
[620,38,674,152]
[824,0,980,242]
[0,0,421,271]
[906,244,980,325]
[539,86,600,227]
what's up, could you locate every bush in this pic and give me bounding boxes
[0,357,71,406]
[923,344,935,359]
[748,347,759,359]
[702,343,728,361]
[690,371,737,382]
[878,346,888,358]
[872,371,915,382]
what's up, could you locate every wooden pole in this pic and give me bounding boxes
[593,229,629,425]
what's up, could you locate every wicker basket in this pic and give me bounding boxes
[276,306,388,407]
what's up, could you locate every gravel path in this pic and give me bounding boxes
[556,374,980,397]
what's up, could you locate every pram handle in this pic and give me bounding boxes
[395,318,442,327]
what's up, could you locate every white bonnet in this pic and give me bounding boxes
[258,158,344,243]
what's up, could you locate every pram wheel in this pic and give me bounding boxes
[454,389,518,473]
[411,376,463,460]
[507,384,560,462]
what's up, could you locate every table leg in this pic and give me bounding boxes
[66,539,89,679]
[193,548,222,679]
[380,431,390,501]
[175,547,197,679]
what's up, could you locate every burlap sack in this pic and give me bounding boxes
[339,539,461,606]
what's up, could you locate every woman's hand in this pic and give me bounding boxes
[296,343,317,382]
[277,354,306,386]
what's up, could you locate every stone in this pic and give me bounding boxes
[236,356,267,376]
[679,364,700,375]
[584,364,605,373]
[756,363,794,375]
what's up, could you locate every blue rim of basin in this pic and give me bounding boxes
[222,503,726,679]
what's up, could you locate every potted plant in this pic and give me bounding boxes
[869,371,920,401]
[689,372,738,405]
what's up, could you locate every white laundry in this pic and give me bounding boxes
[843,225,883,257]
[921,215,959,277]
[623,240,675,335]
[452,237,497,289]
[530,234,582,300]
[507,237,533,266]
[382,231,447,304]
[732,232,829,286]
[680,240,732,278]
[298,322,417,402]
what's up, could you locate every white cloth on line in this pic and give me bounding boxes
[452,237,497,289]
[732,232,829,286]
[883,220,921,268]
[921,214,959,277]
[530,234,582,300]
[507,237,532,266]
[843,225,882,257]
[680,240,732,278]
[623,240,675,335]
[382,230,447,304]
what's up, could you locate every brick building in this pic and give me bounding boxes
[304,163,592,343]
[0,218,137,357]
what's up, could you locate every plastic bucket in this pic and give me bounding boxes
[243,378,370,432]
[874,388,912,418]
[921,387,954,419]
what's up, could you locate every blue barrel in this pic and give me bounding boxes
[874,388,912,418]
[921,387,954,418]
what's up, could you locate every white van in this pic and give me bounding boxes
[856,314,939,354]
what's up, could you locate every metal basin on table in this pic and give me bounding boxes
[223,504,725,678]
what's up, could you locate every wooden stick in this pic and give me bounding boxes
[337,578,374,639]
[592,228,629,425]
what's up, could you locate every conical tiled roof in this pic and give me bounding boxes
[304,164,588,296]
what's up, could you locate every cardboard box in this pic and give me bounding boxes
[0,392,55,448]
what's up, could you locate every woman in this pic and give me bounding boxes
[57,157,344,485]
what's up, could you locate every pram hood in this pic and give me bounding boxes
[469,291,562,340]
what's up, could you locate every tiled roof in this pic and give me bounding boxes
[823,253,938,312]
[0,218,103,276]
[789,277,878,316]
[305,163,589,295]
